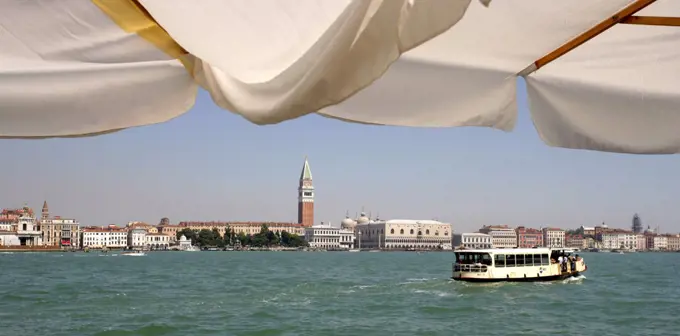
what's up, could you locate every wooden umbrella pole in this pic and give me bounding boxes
[621,16,680,27]
[519,0,657,76]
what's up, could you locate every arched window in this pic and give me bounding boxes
[444,232,449,236]
[400,229,404,234]
[435,231,439,236]
[410,229,414,235]
[390,228,394,234]
[426,229,430,235]
[418,231,422,236]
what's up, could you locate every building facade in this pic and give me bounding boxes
[479,225,517,248]
[0,206,43,246]
[542,228,565,248]
[146,233,171,250]
[128,227,147,249]
[356,219,452,250]
[304,222,354,250]
[635,234,647,250]
[601,230,637,250]
[565,234,586,249]
[666,234,680,251]
[452,233,492,249]
[646,234,668,250]
[298,157,314,227]
[516,226,544,248]
[81,225,128,249]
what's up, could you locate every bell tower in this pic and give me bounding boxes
[298,157,314,227]
[41,200,49,220]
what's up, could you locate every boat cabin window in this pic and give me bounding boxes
[455,252,492,266]
[492,253,551,267]
[494,254,505,267]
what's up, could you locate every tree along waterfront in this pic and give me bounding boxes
[175,224,308,249]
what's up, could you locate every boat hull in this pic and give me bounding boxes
[452,272,582,283]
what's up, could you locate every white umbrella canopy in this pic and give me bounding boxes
[0,0,477,137]
[321,0,680,154]
[1,0,679,155]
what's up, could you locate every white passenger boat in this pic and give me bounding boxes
[121,251,146,256]
[452,248,587,282]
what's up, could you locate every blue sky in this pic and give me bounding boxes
[2,79,679,233]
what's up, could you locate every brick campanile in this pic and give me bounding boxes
[297,157,314,227]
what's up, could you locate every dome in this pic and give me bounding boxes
[357,212,370,225]
[179,235,187,241]
[341,216,357,229]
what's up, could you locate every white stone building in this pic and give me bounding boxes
[81,225,128,249]
[478,225,517,248]
[305,222,352,250]
[146,233,171,250]
[453,233,493,249]
[15,212,43,246]
[542,227,565,248]
[601,230,637,250]
[0,206,42,246]
[128,227,147,249]
[646,234,668,250]
[356,219,452,250]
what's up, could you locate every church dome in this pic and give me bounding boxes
[180,235,187,241]
[357,212,370,225]
[341,216,357,229]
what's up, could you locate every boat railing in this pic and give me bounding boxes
[453,263,488,273]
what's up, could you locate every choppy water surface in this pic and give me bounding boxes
[1,251,678,336]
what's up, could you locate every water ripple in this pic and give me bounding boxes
[0,251,678,335]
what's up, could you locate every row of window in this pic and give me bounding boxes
[494,254,551,267]
[387,228,449,236]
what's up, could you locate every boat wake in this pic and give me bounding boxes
[562,274,586,283]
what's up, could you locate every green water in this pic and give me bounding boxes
[1,251,678,336]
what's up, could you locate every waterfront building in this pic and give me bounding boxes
[128,226,147,249]
[565,234,586,249]
[356,219,452,250]
[515,226,544,248]
[635,234,647,251]
[298,157,314,227]
[542,227,565,248]
[479,225,517,248]
[39,201,80,248]
[452,232,492,249]
[81,225,128,249]
[145,233,171,250]
[178,235,193,250]
[601,230,637,250]
[665,234,680,251]
[645,233,667,251]
[157,224,181,241]
[304,222,354,249]
[581,226,596,236]
[0,206,43,246]
[585,236,597,249]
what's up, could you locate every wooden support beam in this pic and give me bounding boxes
[621,16,680,27]
[519,0,657,76]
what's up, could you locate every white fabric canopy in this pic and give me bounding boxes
[0,0,474,136]
[321,0,680,154]
[1,0,679,154]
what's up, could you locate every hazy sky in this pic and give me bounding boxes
[2,79,679,233]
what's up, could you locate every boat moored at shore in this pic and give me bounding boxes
[452,248,586,282]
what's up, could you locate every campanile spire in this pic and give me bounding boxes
[297,157,314,227]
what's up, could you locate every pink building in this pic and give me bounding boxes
[515,226,543,248]
[635,234,647,251]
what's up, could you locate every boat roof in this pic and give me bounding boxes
[455,247,568,254]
